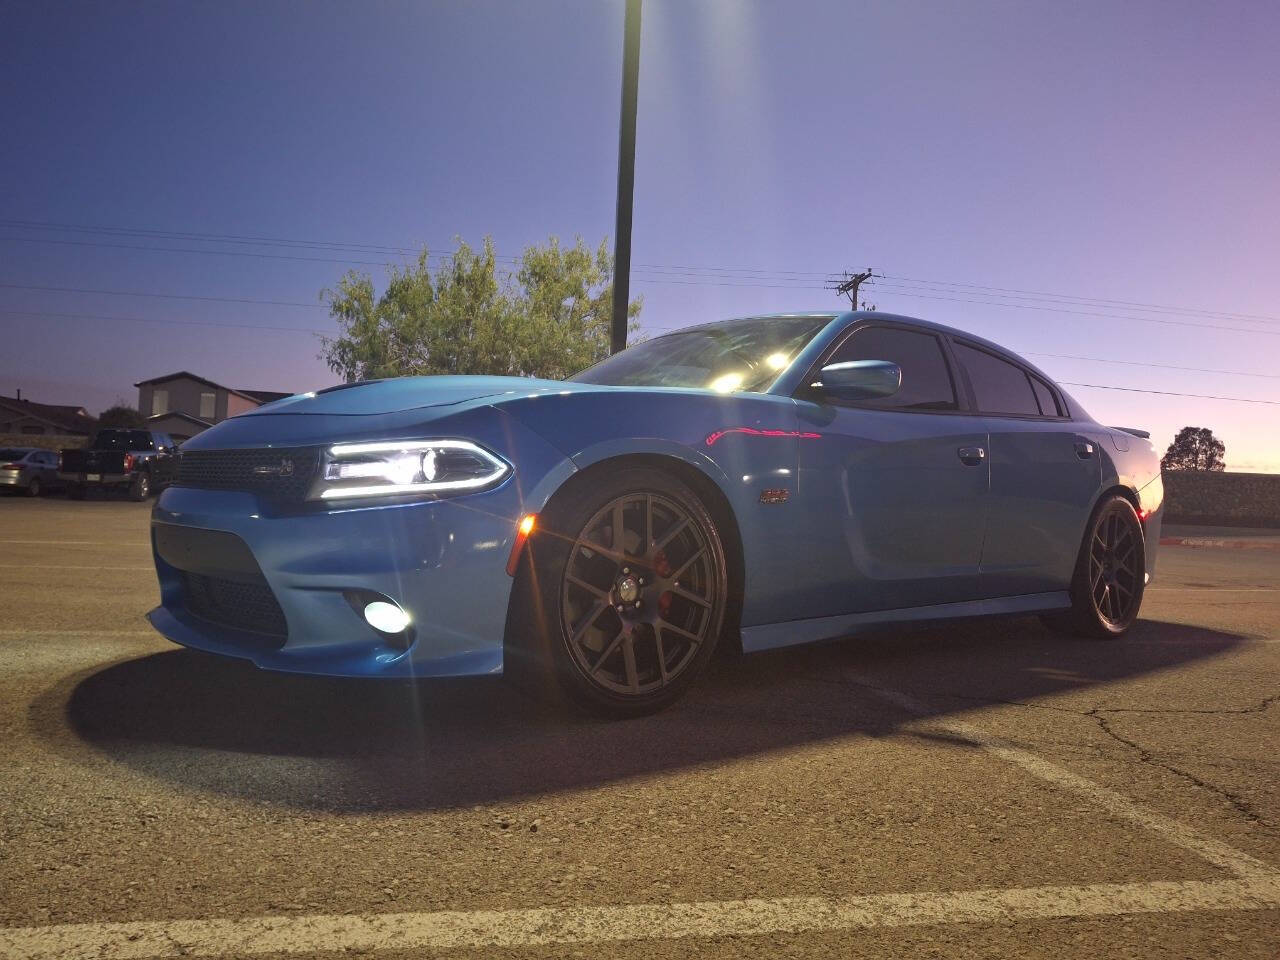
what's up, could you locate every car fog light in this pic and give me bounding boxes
[363,600,411,634]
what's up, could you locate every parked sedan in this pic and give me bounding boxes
[0,448,61,496]
[147,312,1163,716]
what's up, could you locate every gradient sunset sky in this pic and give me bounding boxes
[2,0,1277,469]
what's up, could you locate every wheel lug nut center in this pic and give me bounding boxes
[617,575,641,604]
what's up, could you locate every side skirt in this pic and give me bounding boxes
[740,591,1071,654]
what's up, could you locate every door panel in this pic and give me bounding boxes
[794,405,990,616]
[979,422,1101,596]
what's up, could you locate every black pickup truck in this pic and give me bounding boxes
[59,429,179,500]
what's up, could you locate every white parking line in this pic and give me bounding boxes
[854,681,1277,882]
[4,686,1279,959]
[0,630,156,638]
[2,877,1278,960]
[0,564,153,570]
[1148,587,1279,592]
[0,539,150,546]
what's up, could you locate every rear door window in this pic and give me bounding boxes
[954,343,1040,416]
[1029,374,1062,417]
[825,326,958,411]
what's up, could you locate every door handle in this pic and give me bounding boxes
[957,445,986,466]
[1074,440,1095,459]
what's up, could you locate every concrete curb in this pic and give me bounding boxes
[1159,536,1280,551]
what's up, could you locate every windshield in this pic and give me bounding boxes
[92,430,153,451]
[569,315,833,393]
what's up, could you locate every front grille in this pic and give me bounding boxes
[180,571,288,647]
[176,448,320,500]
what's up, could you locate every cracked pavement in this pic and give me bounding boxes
[1,498,1277,958]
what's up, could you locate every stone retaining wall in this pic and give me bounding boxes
[1163,471,1280,528]
[0,434,88,453]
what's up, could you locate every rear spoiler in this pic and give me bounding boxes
[1111,426,1151,439]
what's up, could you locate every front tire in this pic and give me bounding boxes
[26,477,42,497]
[1042,495,1145,639]
[509,467,729,717]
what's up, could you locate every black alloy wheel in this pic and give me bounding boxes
[1043,495,1145,639]
[509,467,729,716]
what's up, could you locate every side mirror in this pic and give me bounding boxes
[811,359,902,402]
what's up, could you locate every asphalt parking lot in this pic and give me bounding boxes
[1,498,1277,959]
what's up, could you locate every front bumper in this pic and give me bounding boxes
[149,486,518,678]
[145,407,572,679]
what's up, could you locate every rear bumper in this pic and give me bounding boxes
[57,472,129,484]
[1138,473,1164,582]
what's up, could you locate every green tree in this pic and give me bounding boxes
[320,237,641,383]
[1161,426,1226,471]
[97,403,142,428]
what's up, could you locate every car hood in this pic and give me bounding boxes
[245,375,586,416]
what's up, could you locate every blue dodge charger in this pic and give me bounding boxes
[148,312,1163,715]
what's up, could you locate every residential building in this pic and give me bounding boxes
[135,372,292,443]
[0,392,97,437]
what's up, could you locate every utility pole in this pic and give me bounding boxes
[610,0,642,354]
[827,269,877,309]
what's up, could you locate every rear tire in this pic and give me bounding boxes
[1041,495,1145,639]
[68,483,86,500]
[507,467,729,718]
[130,473,150,502]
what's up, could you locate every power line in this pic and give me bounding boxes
[0,282,323,309]
[0,235,419,267]
[11,216,1278,320]
[1059,382,1280,405]
[864,284,1280,336]
[1025,351,1280,380]
[875,276,1280,328]
[6,220,1280,341]
[0,309,330,335]
[0,218,424,256]
[881,273,1280,325]
[6,307,1277,405]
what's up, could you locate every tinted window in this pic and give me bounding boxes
[0,448,29,460]
[1029,374,1062,417]
[954,343,1039,416]
[825,326,957,410]
[92,430,155,451]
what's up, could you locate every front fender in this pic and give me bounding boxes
[500,390,813,627]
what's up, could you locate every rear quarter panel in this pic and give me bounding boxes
[1079,426,1164,580]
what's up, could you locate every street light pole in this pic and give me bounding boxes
[610,0,642,354]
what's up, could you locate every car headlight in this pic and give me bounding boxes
[311,439,510,501]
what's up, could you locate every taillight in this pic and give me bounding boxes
[123,453,135,472]
[1,463,22,470]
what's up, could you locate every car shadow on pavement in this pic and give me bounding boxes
[48,616,1242,812]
